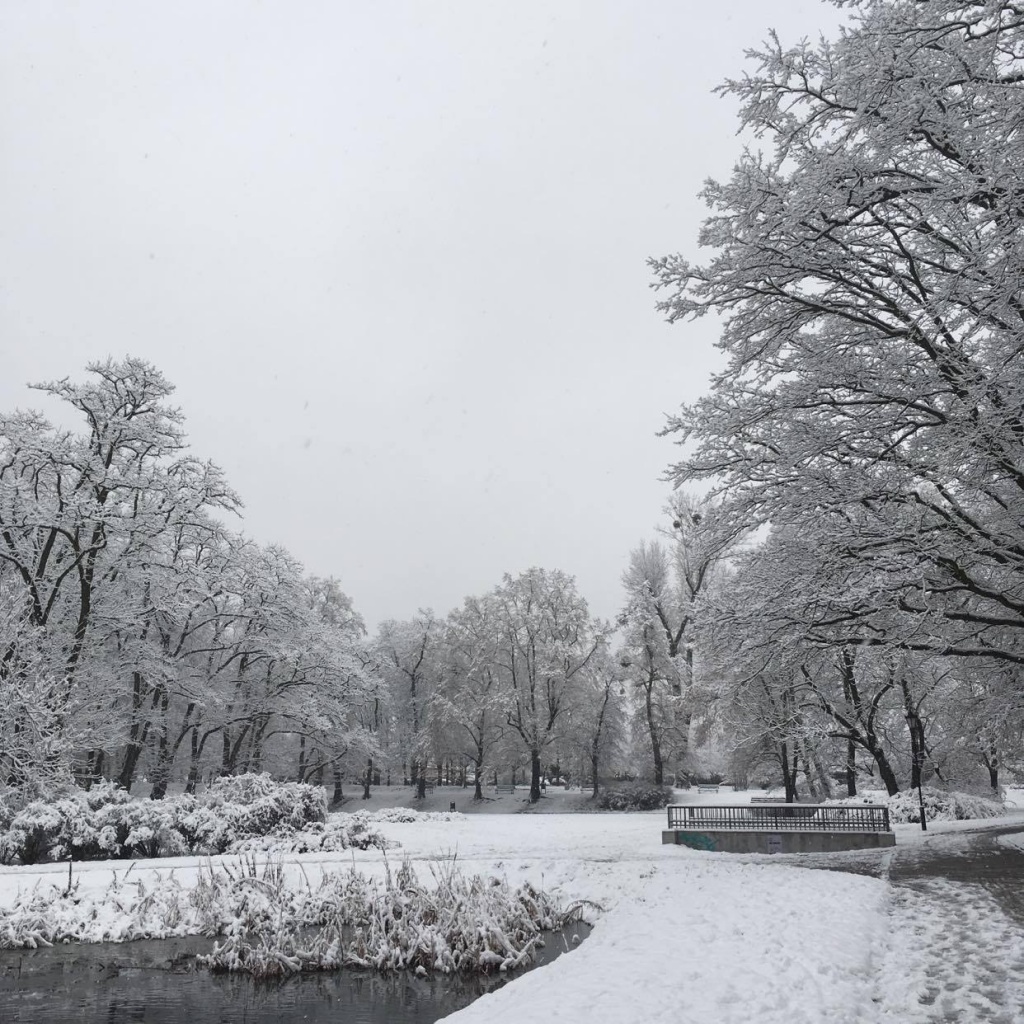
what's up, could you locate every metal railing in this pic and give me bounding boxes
[666,803,891,833]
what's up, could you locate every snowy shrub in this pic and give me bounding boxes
[0,773,329,864]
[885,788,1004,824]
[227,813,391,855]
[597,784,673,811]
[172,797,235,855]
[365,807,461,824]
[5,800,65,864]
[200,773,328,844]
[367,807,423,824]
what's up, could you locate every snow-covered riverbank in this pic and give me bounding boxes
[3,808,1024,1022]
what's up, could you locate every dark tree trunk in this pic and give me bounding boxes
[118,671,149,791]
[147,688,174,799]
[186,726,218,794]
[472,740,485,801]
[647,694,663,785]
[780,741,799,803]
[117,736,147,792]
[874,750,901,796]
[846,739,857,797]
[362,757,372,800]
[186,729,201,794]
[529,749,542,803]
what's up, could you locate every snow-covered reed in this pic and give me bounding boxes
[199,855,586,977]
[0,851,587,980]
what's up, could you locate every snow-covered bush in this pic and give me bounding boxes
[365,807,461,824]
[0,773,329,864]
[828,787,1005,824]
[228,813,391,855]
[886,788,1004,824]
[201,773,328,845]
[597,784,673,811]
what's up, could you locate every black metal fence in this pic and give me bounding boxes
[666,803,891,833]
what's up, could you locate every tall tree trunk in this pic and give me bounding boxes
[645,681,664,786]
[780,741,799,802]
[186,729,202,795]
[846,738,857,797]
[117,732,148,792]
[117,671,154,791]
[332,768,344,805]
[146,687,172,798]
[362,756,373,799]
[84,748,105,789]
[530,749,542,803]
[873,748,901,796]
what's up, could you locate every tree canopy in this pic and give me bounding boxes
[651,0,1024,662]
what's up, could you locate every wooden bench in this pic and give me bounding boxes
[495,784,516,795]
[698,784,720,794]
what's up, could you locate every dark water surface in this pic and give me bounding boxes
[0,925,590,1023]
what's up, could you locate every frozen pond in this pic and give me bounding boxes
[0,925,590,1023]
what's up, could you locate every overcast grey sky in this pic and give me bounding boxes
[0,1,848,630]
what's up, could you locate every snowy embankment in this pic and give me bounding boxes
[1,813,886,1022]
[3,803,1024,1022]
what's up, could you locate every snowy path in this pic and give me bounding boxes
[873,826,1024,1022]
[768,822,1024,1022]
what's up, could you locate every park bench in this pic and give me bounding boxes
[495,784,516,795]
[662,802,894,854]
[697,784,719,794]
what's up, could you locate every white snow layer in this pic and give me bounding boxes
[2,810,1023,1023]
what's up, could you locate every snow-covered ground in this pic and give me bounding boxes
[2,791,1023,1023]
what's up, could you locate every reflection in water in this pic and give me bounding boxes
[0,925,589,1024]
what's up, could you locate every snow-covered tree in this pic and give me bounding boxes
[431,595,508,800]
[651,0,1024,665]
[0,358,238,789]
[617,495,738,783]
[491,568,605,802]
[373,612,443,798]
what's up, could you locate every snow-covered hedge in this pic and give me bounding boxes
[0,774,329,865]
